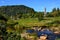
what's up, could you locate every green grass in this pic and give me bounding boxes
[56,38,60,40]
[16,17,60,27]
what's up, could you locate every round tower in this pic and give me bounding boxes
[44,8,46,17]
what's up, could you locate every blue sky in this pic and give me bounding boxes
[0,0,60,12]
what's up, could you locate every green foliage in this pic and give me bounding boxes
[7,32,21,40]
[47,8,60,17]
[38,12,44,21]
[52,8,57,12]
[0,5,34,16]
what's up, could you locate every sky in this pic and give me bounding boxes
[0,0,60,12]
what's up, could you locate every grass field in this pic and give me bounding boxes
[17,17,60,27]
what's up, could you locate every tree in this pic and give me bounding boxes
[50,8,60,17]
[51,11,58,17]
[52,8,56,12]
[57,8,60,16]
[37,12,44,21]
[57,8,60,12]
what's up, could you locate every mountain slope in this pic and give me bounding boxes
[0,5,35,16]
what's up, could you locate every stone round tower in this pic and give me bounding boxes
[44,8,46,17]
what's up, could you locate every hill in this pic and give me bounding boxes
[0,5,35,16]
